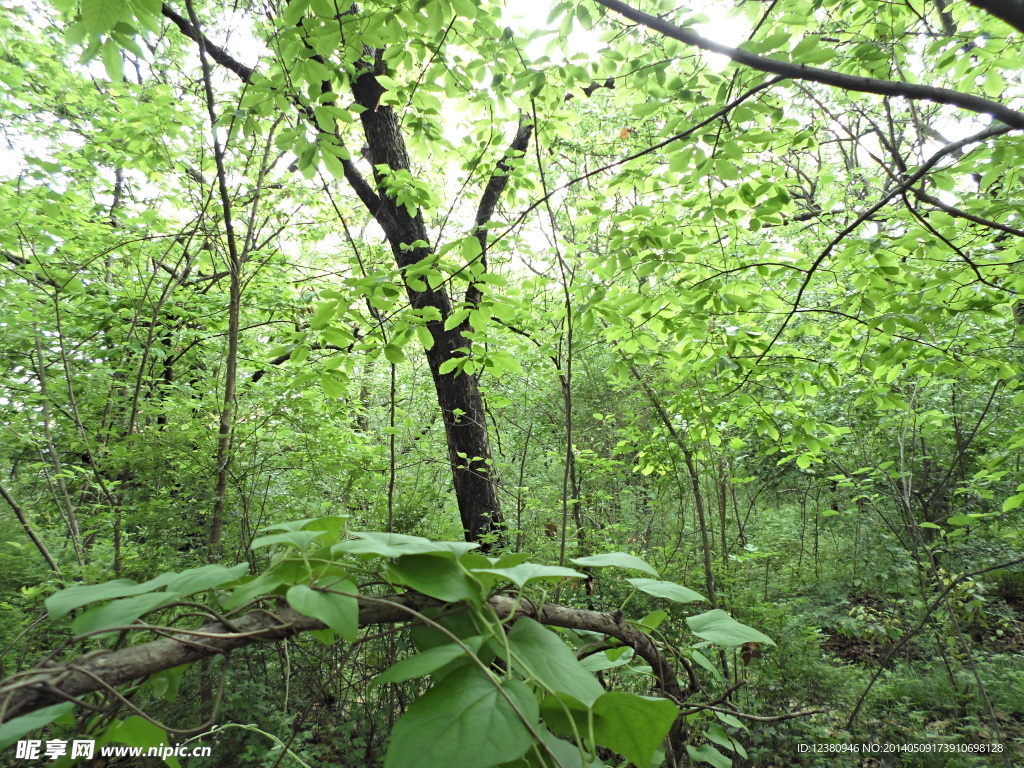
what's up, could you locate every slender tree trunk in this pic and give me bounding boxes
[0,481,62,579]
[628,364,718,607]
[186,0,242,561]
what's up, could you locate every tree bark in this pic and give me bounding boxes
[350,55,503,546]
[0,595,688,726]
[964,0,1024,33]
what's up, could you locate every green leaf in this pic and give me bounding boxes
[321,146,347,179]
[374,637,485,685]
[638,609,668,630]
[111,717,181,768]
[385,667,538,768]
[438,357,462,375]
[145,664,187,703]
[383,343,406,364]
[686,609,776,647]
[261,516,348,534]
[282,0,310,26]
[286,582,358,641]
[415,324,435,350]
[539,692,590,740]
[100,39,122,80]
[410,609,495,663]
[375,73,402,91]
[570,553,658,577]
[335,532,478,558]
[0,703,74,750]
[791,34,820,59]
[47,579,161,619]
[690,650,724,682]
[250,530,328,550]
[626,578,706,603]
[321,374,347,399]
[706,723,746,757]
[158,563,249,597]
[221,570,285,610]
[81,0,125,34]
[72,592,173,636]
[472,563,586,588]
[686,743,731,768]
[389,554,483,603]
[715,710,747,731]
[578,647,635,672]
[507,618,605,705]
[48,564,246,621]
[459,235,483,261]
[310,299,337,327]
[526,726,593,768]
[591,692,678,768]
[309,628,335,645]
[1002,491,1024,512]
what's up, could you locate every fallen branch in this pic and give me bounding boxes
[0,594,687,725]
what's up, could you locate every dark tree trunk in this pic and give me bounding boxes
[351,56,503,547]
[159,4,515,548]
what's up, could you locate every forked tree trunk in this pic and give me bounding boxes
[160,5,510,547]
[351,56,503,547]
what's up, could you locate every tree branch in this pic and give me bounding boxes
[965,0,1024,33]
[0,481,62,580]
[593,0,1024,129]
[160,3,383,218]
[160,3,253,82]
[464,78,615,308]
[465,118,535,308]
[910,186,1024,239]
[250,340,350,383]
[491,76,784,252]
[0,595,687,725]
[724,122,1012,396]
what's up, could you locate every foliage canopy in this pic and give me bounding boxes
[1,0,1023,765]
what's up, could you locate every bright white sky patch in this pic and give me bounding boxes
[501,0,752,69]
[692,4,753,71]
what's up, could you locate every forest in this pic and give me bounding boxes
[0,0,1022,765]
